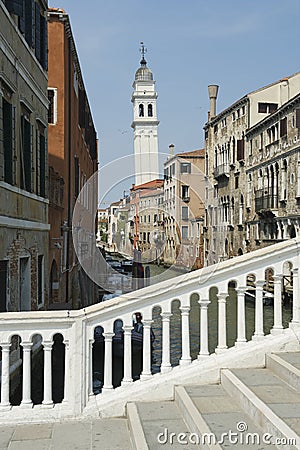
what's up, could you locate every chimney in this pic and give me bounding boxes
[169,144,175,156]
[208,85,219,119]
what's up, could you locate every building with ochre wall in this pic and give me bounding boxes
[48,8,98,307]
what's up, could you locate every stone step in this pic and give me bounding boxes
[175,383,271,449]
[221,367,300,448]
[128,400,206,450]
[266,352,300,392]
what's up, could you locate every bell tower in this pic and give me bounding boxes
[132,43,159,185]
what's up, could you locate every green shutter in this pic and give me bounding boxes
[35,2,41,62]
[3,100,13,184]
[40,134,46,197]
[25,0,34,47]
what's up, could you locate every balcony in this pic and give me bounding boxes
[214,163,230,179]
[255,188,278,212]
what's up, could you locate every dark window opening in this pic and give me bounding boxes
[148,104,153,117]
[280,117,287,137]
[74,156,79,198]
[258,103,278,114]
[39,134,46,197]
[235,176,239,189]
[0,260,8,312]
[48,89,55,124]
[181,185,189,199]
[180,162,191,174]
[38,255,43,305]
[237,139,245,161]
[139,104,144,117]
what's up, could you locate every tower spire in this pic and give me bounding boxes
[139,41,147,65]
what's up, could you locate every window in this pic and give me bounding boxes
[258,103,278,114]
[280,117,287,137]
[182,226,188,240]
[241,105,245,116]
[214,124,218,133]
[38,255,44,305]
[221,118,227,128]
[232,112,236,122]
[181,185,189,199]
[235,175,239,189]
[148,104,153,117]
[182,206,189,220]
[20,115,32,192]
[296,109,300,129]
[180,162,191,174]
[139,104,144,117]
[237,139,245,161]
[48,88,57,124]
[3,99,15,185]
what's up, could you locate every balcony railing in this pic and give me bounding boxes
[214,163,230,179]
[255,188,278,212]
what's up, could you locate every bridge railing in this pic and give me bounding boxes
[0,238,299,417]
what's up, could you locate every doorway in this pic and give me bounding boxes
[19,257,30,311]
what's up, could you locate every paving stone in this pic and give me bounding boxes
[12,424,53,441]
[0,426,14,448]
[284,418,300,435]
[51,421,92,449]
[92,418,131,450]
[9,440,51,450]
[268,403,300,418]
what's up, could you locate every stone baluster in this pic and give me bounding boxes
[236,287,247,347]
[0,343,11,408]
[180,306,191,365]
[292,268,300,324]
[271,275,284,334]
[216,293,228,353]
[141,320,153,380]
[198,299,210,358]
[88,338,94,397]
[20,342,33,408]
[102,332,114,392]
[253,281,265,340]
[122,325,133,385]
[62,339,69,403]
[161,312,172,373]
[42,340,53,406]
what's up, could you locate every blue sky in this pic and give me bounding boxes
[50,0,300,169]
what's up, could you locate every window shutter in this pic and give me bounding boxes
[19,0,25,34]
[25,0,34,47]
[78,90,86,128]
[5,0,23,16]
[40,134,46,197]
[12,106,16,184]
[296,109,300,129]
[40,14,48,70]
[36,130,40,194]
[3,100,13,184]
[35,2,41,62]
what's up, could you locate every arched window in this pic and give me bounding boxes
[139,104,144,117]
[281,159,288,201]
[148,104,153,117]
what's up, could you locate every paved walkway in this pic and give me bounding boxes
[0,418,132,450]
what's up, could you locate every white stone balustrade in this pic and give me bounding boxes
[0,237,299,421]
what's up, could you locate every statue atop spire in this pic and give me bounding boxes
[139,41,147,65]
